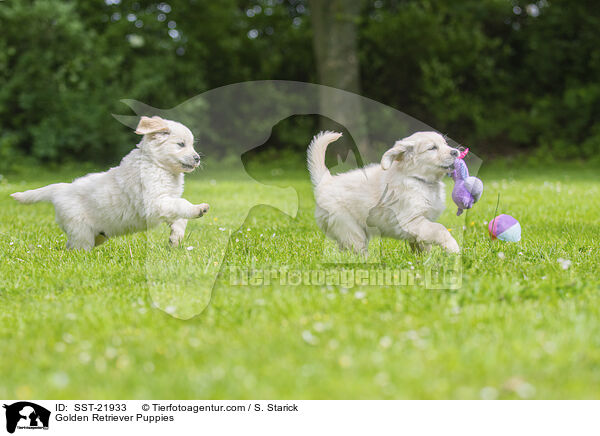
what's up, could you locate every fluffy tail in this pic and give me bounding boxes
[11,183,65,204]
[307,131,342,186]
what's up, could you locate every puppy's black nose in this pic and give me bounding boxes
[450,149,459,157]
[193,154,201,163]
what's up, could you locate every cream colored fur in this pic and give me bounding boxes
[11,116,209,250]
[307,131,460,255]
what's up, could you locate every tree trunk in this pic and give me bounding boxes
[309,0,369,158]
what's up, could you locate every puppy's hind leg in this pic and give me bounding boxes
[325,214,369,256]
[66,229,95,251]
[409,241,432,254]
[55,206,95,250]
[169,219,188,247]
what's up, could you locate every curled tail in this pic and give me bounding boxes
[11,183,66,204]
[307,131,343,186]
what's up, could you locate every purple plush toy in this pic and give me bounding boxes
[450,148,483,216]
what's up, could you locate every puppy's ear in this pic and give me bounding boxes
[135,116,170,135]
[381,140,415,170]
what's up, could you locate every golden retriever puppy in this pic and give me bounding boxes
[307,131,459,254]
[11,116,209,250]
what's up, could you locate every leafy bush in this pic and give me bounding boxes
[360,0,600,157]
[1,0,599,167]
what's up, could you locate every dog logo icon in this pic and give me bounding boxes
[3,402,50,433]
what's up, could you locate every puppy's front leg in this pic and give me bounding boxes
[155,198,209,221]
[406,217,459,254]
[169,218,188,247]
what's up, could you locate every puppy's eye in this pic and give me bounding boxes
[429,145,438,151]
[178,142,185,148]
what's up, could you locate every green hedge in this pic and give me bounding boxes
[1,0,598,169]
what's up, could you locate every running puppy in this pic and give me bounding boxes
[11,116,209,250]
[307,131,460,254]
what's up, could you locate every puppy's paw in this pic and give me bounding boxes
[169,233,184,247]
[195,203,210,217]
[444,238,460,254]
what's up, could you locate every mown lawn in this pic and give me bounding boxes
[0,160,599,399]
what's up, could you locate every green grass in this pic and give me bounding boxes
[1,160,599,399]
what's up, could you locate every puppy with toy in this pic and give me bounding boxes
[307,131,461,254]
[11,116,209,250]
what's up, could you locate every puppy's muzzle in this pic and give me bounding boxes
[181,154,201,170]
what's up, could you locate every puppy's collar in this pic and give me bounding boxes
[408,175,439,186]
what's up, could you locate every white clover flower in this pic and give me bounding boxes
[301,330,318,345]
[51,372,70,388]
[379,336,392,349]
[480,386,498,400]
[79,352,91,364]
[557,258,572,270]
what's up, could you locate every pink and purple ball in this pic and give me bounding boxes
[488,214,521,242]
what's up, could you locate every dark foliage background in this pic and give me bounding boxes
[1,0,599,168]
